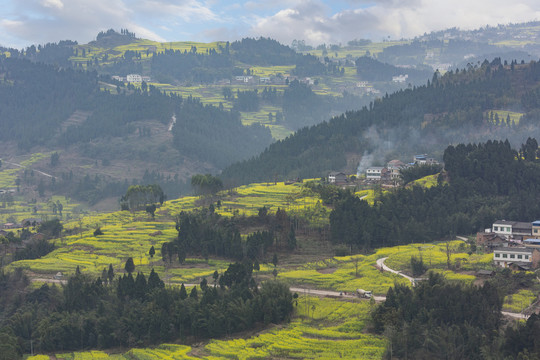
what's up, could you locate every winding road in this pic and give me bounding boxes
[29,256,531,319]
[376,256,530,320]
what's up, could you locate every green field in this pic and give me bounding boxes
[9,181,325,280]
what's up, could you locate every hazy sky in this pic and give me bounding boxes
[2,0,540,49]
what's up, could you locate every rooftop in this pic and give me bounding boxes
[493,220,532,228]
[494,247,533,254]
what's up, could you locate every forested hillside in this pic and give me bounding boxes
[222,59,540,184]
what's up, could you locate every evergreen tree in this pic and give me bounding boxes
[124,257,135,274]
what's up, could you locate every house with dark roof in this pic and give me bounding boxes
[328,171,347,185]
[492,220,532,240]
[476,232,508,249]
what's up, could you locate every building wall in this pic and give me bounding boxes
[492,224,512,236]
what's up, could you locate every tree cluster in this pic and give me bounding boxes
[0,265,292,357]
[161,207,297,264]
[119,184,165,211]
[372,272,502,359]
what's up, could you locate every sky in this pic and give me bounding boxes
[1,0,540,49]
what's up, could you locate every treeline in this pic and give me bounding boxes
[151,48,236,84]
[230,37,299,66]
[222,58,540,185]
[372,272,502,359]
[0,265,293,357]
[330,139,540,251]
[162,207,296,264]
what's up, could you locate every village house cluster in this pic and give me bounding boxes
[365,155,439,182]
[477,220,540,270]
[111,74,151,83]
[328,154,439,186]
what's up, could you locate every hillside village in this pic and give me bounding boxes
[479,220,540,270]
[328,153,440,185]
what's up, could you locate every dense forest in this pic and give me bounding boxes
[0,265,293,358]
[222,59,540,185]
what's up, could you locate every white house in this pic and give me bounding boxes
[493,247,539,269]
[366,167,384,180]
[392,74,408,83]
[492,220,532,239]
[126,74,143,83]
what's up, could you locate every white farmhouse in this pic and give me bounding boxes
[126,74,143,83]
[366,167,384,180]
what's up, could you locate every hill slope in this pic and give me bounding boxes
[221,59,540,184]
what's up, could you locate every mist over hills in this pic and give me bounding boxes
[222,59,540,185]
[2,23,540,206]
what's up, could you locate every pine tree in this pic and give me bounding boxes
[124,257,135,274]
[180,283,187,299]
[108,264,114,283]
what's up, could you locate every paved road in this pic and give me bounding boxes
[31,255,530,319]
[289,286,386,302]
[377,256,530,320]
[376,257,417,283]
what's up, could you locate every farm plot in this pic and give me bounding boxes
[214,181,321,217]
[205,296,385,359]
[381,240,493,274]
[279,253,408,295]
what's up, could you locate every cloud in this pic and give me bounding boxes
[133,0,218,22]
[42,0,64,10]
[2,0,540,49]
[251,0,540,46]
[0,0,209,48]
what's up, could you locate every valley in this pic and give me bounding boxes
[5,20,540,359]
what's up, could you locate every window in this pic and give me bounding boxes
[535,229,538,233]
[510,254,515,259]
[503,254,508,258]
[507,227,511,232]
[494,226,499,231]
[495,253,500,258]
[525,255,529,260]
[518,255,523,259]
